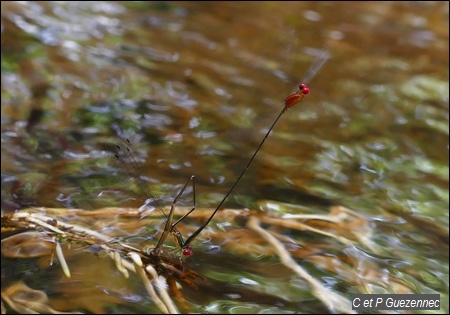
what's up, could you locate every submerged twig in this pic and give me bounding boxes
[247,215,355,314]
[1,209,191,314]
[2,205,384,313]
[260,216,353,246]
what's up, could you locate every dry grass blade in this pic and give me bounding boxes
[55,241,71,278]
[128,252,175,314]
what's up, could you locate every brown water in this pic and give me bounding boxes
[1,1,448,314]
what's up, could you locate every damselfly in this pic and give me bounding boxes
[102,45,329,257]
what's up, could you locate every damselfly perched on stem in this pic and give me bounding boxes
[101,46,329,258]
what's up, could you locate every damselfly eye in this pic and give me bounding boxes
[183,246,193,256]
[298,83,307,90]
[298,83,310,95]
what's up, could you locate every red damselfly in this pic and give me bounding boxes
[102,45,329,257]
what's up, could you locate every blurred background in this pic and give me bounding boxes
[1,1,448,314]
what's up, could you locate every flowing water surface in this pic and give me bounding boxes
[1,2,448,314]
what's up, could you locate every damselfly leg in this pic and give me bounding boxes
[153,175,196,256]
[101,140,196,256]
